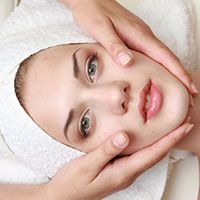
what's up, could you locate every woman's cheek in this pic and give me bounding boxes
[92,115,129,146]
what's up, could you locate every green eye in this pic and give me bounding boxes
[88,63,97,76]
[87,53,98,83]
[80,111,91,137]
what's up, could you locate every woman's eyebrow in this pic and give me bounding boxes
[72,48,81,79]
[63,108,75,142]
[63,48,81,142]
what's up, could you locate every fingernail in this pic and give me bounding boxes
[117,51,132,66]
[189,94,194,106]
[113,134,127,148]
[191,82,199,94]
[184,124,194,135]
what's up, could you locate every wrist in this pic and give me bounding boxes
[43,182,65,200]
[42,183,56,200]
[38,184,50,200]
[25,184,48,200]
[0,183,47,200]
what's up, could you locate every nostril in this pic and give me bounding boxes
[122,101,127,111]
[122,101,125,109]
[123,84,130,94]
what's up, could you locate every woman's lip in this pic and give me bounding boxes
[147,83,163,120]
[138,80,163,122]
[138,80,151,122]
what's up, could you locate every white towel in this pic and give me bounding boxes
[0,0,197,199]
[134,0,198,70]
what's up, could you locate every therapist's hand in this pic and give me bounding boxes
[44,122,193,200]
[60,0,198,95]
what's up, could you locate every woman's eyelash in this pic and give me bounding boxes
[79,109,93,138]
[86,52,98,83]
[89,52,97,62]
[78,51,99,138]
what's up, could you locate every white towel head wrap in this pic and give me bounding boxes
[0,0,96,177]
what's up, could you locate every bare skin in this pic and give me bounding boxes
[60,0,198,95]
[0,126,193,200]
[176,71,200,158]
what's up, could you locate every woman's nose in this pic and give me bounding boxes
[84,81,129,114]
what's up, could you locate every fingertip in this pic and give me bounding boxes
[112,132,129,149]
[184,78,199,96]
[190,82,199,94]
[117,51,134,67]
[183,123,194,135]
[189,94,194,107]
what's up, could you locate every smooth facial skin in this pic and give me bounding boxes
[23,43,189,154]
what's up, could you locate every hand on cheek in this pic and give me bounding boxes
[44,122,193,200]
[60,0,199,96]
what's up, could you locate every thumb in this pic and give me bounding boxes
[81,132,129,178]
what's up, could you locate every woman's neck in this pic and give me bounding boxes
[175,71,200,158]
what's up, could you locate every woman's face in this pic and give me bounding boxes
[24,43,189,154]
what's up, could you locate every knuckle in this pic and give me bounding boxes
[132,22,152,35]
[121,179,132,189]
[79,163,91,175]
[171,133,182,145]
[131,18,143,28]
[114,176,132,190]
[102,142,117,157]
[132,23,145,34]
[108,41,124,54]
[92,16,108,28]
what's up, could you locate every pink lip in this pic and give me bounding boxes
[138,80,163,122]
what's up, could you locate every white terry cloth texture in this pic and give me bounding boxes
[0,0,197,199]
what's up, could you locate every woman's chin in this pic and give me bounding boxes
[152,81,190,139]
[165,89,190,133]
[155,99,189,144]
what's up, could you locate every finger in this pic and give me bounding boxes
[80,132,129,179]
[132,33,199,95]
[183,116,191,123]
[127,123,194,175]
[189,94,194,106]
[89,18,134,67]
[90,123,193,192]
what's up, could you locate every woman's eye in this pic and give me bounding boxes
[87,53,98,83]
[80,109,92,137]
